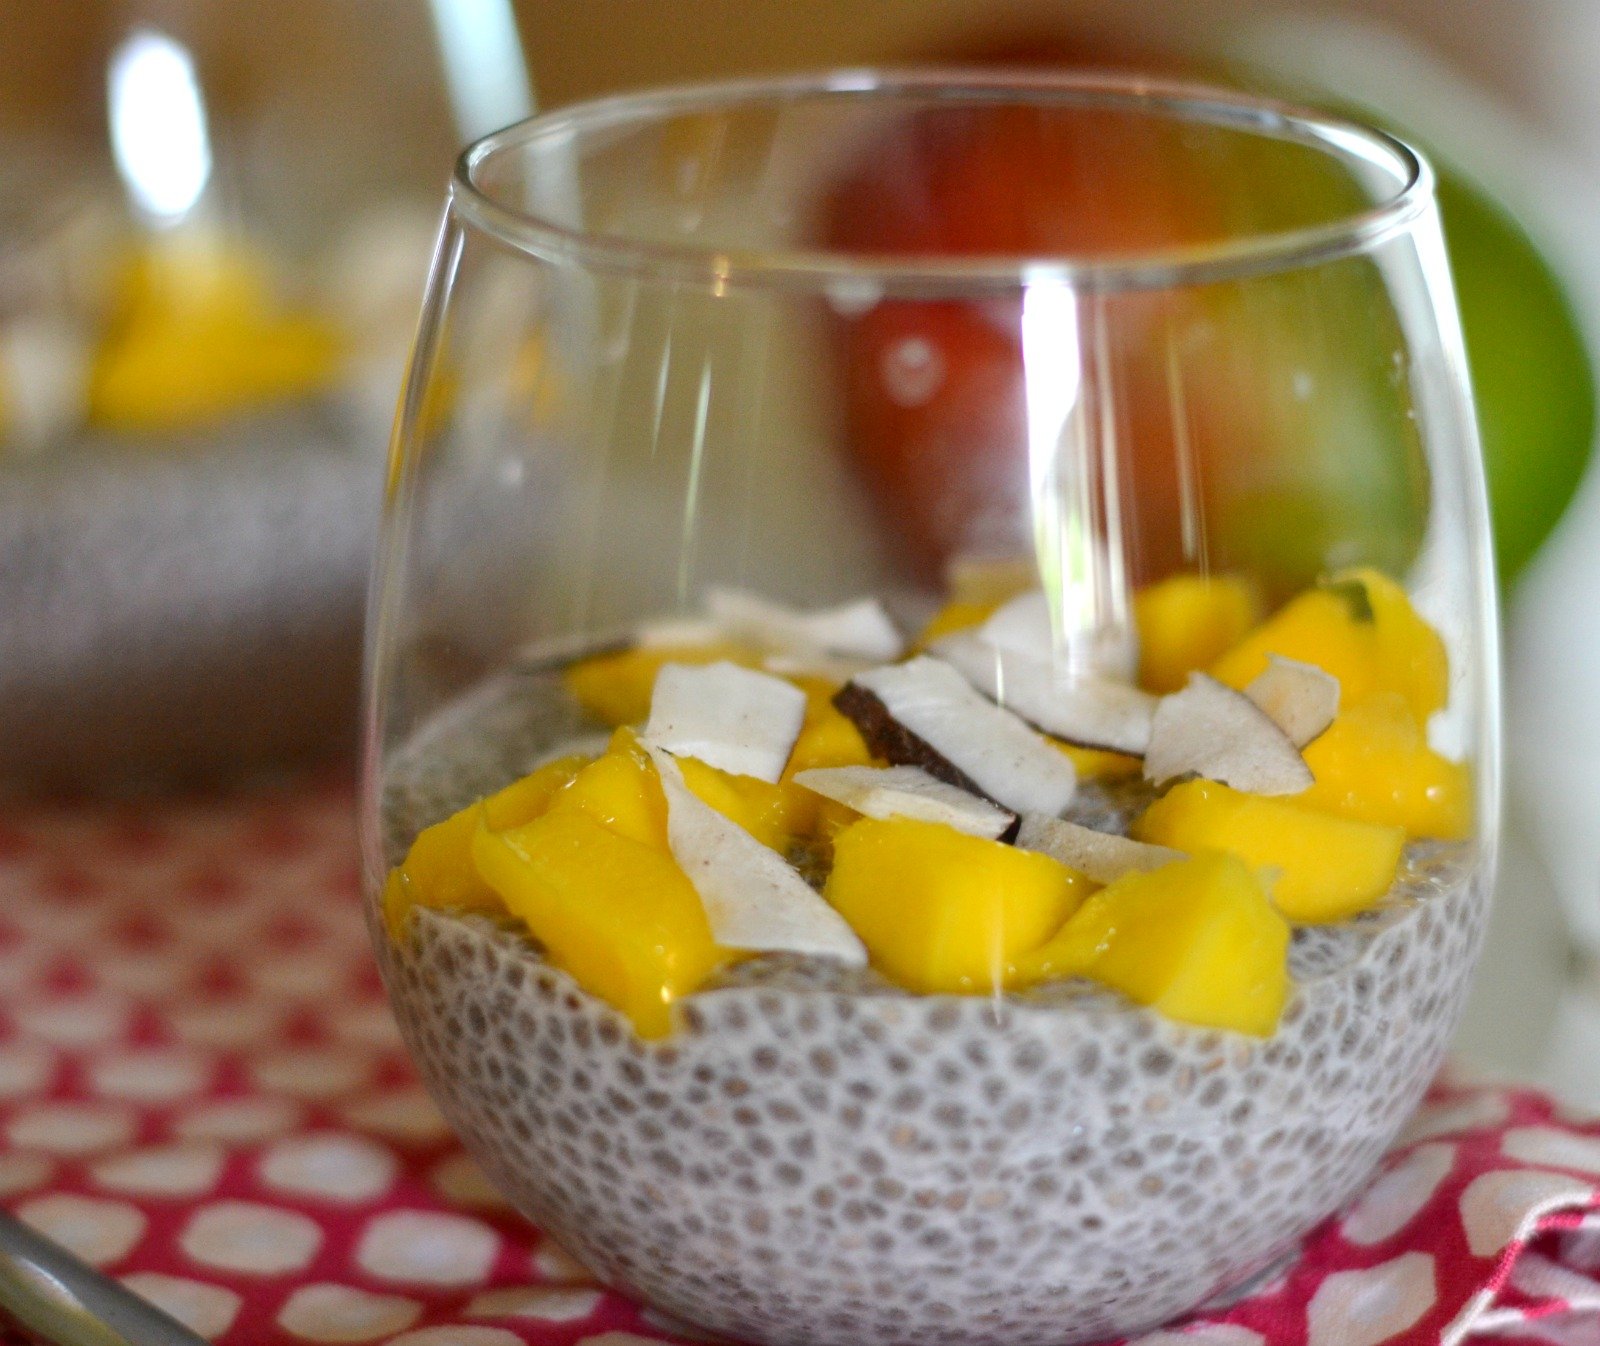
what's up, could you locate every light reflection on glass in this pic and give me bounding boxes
[107,28,212,224]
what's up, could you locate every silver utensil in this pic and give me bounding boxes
[0,1210,209,1346]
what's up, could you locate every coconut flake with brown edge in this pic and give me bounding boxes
[931,631,1156,756]
[835,656,1076,817]
[1015,814,1184,885]
[643,661,805,784]
[1143,672,1314,795]
[706,588,905,662]
[794,765,1015,839]
[1244,655,1340,749]
[650,748,867,966]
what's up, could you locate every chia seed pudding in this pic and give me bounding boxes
[372,664,1488,1346]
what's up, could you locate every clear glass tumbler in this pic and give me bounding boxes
[361,71,1498,1346]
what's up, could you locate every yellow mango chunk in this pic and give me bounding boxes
[825,818,1092,994]
[915,598,1001,650]
[384,754,588,936]
[1018,853,1290,1037]
[473,807,726,1038]
[564,642,755,727]
[1133,779,1404,924]
[88,245,340,433]
[1210,569,1447,724]
[677,755,800,853]
[1134,574,1262,694]
[1300,694,1473,840]
[1052,739,1142,781]
[563,726,815,853]
[780,695,881,838]
[1356,568,1451,724]
[553,732,668,849]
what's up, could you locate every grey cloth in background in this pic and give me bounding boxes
[0,411,382,793]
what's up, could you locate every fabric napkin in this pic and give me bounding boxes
[0,783,1596,1346]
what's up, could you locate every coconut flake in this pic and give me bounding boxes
[1015,814,1184,885]
[762,651,878,684]
[1143,673,1314,795]
[932,632,1156,755]
[650,749,867,965]
[793,765,1015,839]
[978,589,1138,681]
[944,553,1037,606]
[642,661,805,783]
[706,588,904,661]
[636,615,731,648]
[1245,655,1340,748]
[837,657,1076,816]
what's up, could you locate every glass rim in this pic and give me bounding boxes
[450,67,1434,294]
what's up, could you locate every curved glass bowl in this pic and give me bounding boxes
[362,71,1498,1346]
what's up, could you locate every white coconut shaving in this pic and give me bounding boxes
[931,632,1156,756]
[1143,673,1314,795]
[650,749,867,966]
[944,553,1038,606]
[793,765,1015,839]
[636,615,731,648]
[1015,814,1184,885]
[706,588,905,662]
[762,651,879,684]
[844,657,1076,816]
[642,661,806,783]
[978,589,1138,682]
[1245,655,1340,748]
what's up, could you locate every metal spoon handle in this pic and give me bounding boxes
[0,1210,209,1346]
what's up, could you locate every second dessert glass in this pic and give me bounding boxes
[361,71,1498,1346]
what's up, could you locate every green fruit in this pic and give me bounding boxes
[1435,168,1595,583]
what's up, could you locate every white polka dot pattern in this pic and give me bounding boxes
[6,1102,136,1155]
[17,1192,147,1266]
[389,1329,526,1346]
[356,1210,500,1286]
[467,1286,602,1322]
[259,1133,398,1202]
[277,1283,422,1342]
[91,1143,226,1197]
[0,788,1595,1345]
[122,1273,242,1340]
[181,1201,324,1274]
[1306,1253,1437,1346]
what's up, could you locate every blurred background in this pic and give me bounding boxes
[1,0,1596,1086]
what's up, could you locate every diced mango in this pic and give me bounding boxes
[472,807,726,1038]
[1051,739,1142,781]
[1210,569,1447,724]
[788,701,875,775]
[553,734,668,849]
[774,685,882,839]
[1134,574,1262,694]
[385,754,588,936]
[1017,853,1290,1037]
[825,818,1092,994]
[1356,568,1451,724]
[553,736,672,851]
[1132,779,1404,924]
[561,726,815,853]
[564,641,756,727]
[1299,693,1473,840]
[484,756,593,828]
[678,755,800,853]
[915,598,1001,650]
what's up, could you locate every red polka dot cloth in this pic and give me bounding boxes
[1,782,1598,1346]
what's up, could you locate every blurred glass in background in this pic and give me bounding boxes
[0,0,529,788]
